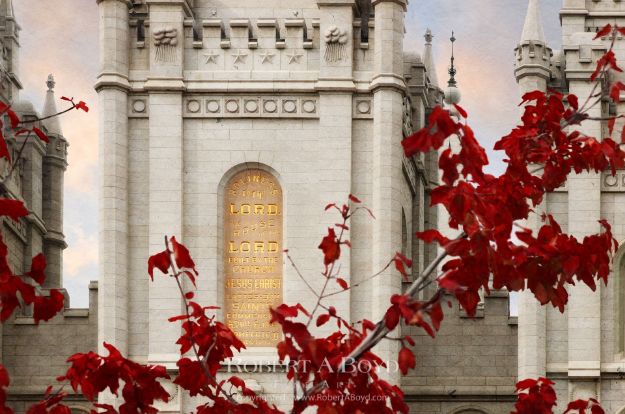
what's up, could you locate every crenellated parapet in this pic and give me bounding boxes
[562,39,607,80]
[515,39,553,82]
[126,16,376,76]
[119,0,397,98]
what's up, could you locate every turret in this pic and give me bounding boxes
[0,0,22,103]
[423,29,439,89]
[40,75,68,289]
[515,0,552,94]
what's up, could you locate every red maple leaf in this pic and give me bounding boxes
[33,289,64,323]
[171,236,198,285]
[26,253,47,285]
[75,101,89,113]
[147,250,171,280]
[32,127,49,143]
[0,199,28,222]
[398,347,415,375]
[318,227,340,267]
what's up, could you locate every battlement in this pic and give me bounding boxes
[126,15,376,79]
[129,17,372,48]
[514,40,553,82]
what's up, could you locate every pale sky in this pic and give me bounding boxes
[12,1,561,308]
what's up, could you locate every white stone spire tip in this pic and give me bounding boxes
[46,74,55,91]
[521,0,546,43]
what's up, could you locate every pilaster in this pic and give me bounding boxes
[316,0,354,323]
[371,0,407,383]
[97,0,130,402]
[567,80,602,398]
[517,189,547,380]
[317,0,356,87]
[41,133,68,289]
[515,53,549,380]
[146,0,185,368]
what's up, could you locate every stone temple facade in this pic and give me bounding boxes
[96,0,482,411]
[0,1,98,412]
[515,1,625,413]
[95,0,519,413]
[6,0,625,413]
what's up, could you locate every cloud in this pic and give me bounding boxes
[64,224,98,279]
[13,1,100,307]
[405,0,562,174]
[13,0,99,194]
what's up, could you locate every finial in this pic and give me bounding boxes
[425,28,433,45]
[448,31,457,87]
[520,0,546,43]
[46,74,55,91]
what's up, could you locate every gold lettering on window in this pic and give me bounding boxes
[224,169,283,347]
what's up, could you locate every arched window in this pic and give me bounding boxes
[401,209,408,257]
[450,408,490,414]
[67,407,90,414]
[223,168,284,348]
[615,244,625,354]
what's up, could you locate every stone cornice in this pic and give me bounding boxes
[371,0,407,11]
[145,0,193,17]
[403,392,516,403]
[316,0,357,7]
[44,231,67,248]
[514,64,551,82]
[95,72,131,92]
[42,156,68,169]
[144,77,186,92]
[369,73,406,93]
[96,0,131,6]
[316,79,357,92]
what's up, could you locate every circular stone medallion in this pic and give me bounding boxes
[605,174,618,187]
[263,100,278,113]
[357,100,371,114]
[283,100,297,113]
[245,100,259,113]
[132,100,146,113]
[207,100,221,113]
[187,100,201,113]
[302,100,316,113]
[226,100,240,113]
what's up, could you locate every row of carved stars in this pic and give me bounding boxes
[204,49,304,65]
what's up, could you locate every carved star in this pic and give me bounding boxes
[287,51,303,65]
[204,51,219,64]
[259,50,276,64]
[232,49,248,65]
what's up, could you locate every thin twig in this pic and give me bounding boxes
[342,234,462,365]
[286,252,319,298]
[164,235,239,405]
[321,258,394,299]
[1,131,32,185]
[17,105,76,125]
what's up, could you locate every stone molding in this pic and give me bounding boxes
[601,170,625,192]
[352,96,373,119]
[182,95,320,119]
[128,94,380,119]
[371,0,408,11]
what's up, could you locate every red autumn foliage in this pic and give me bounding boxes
[58,343,170,414]
[513,377,558,414]
[318,227,341,267]
[2,23,625,414]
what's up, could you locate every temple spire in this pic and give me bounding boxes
[448,31,457,87]
[444,32,461,107]
[423,28,439,88]
[520,0,546,43]
[41,74,62,136]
